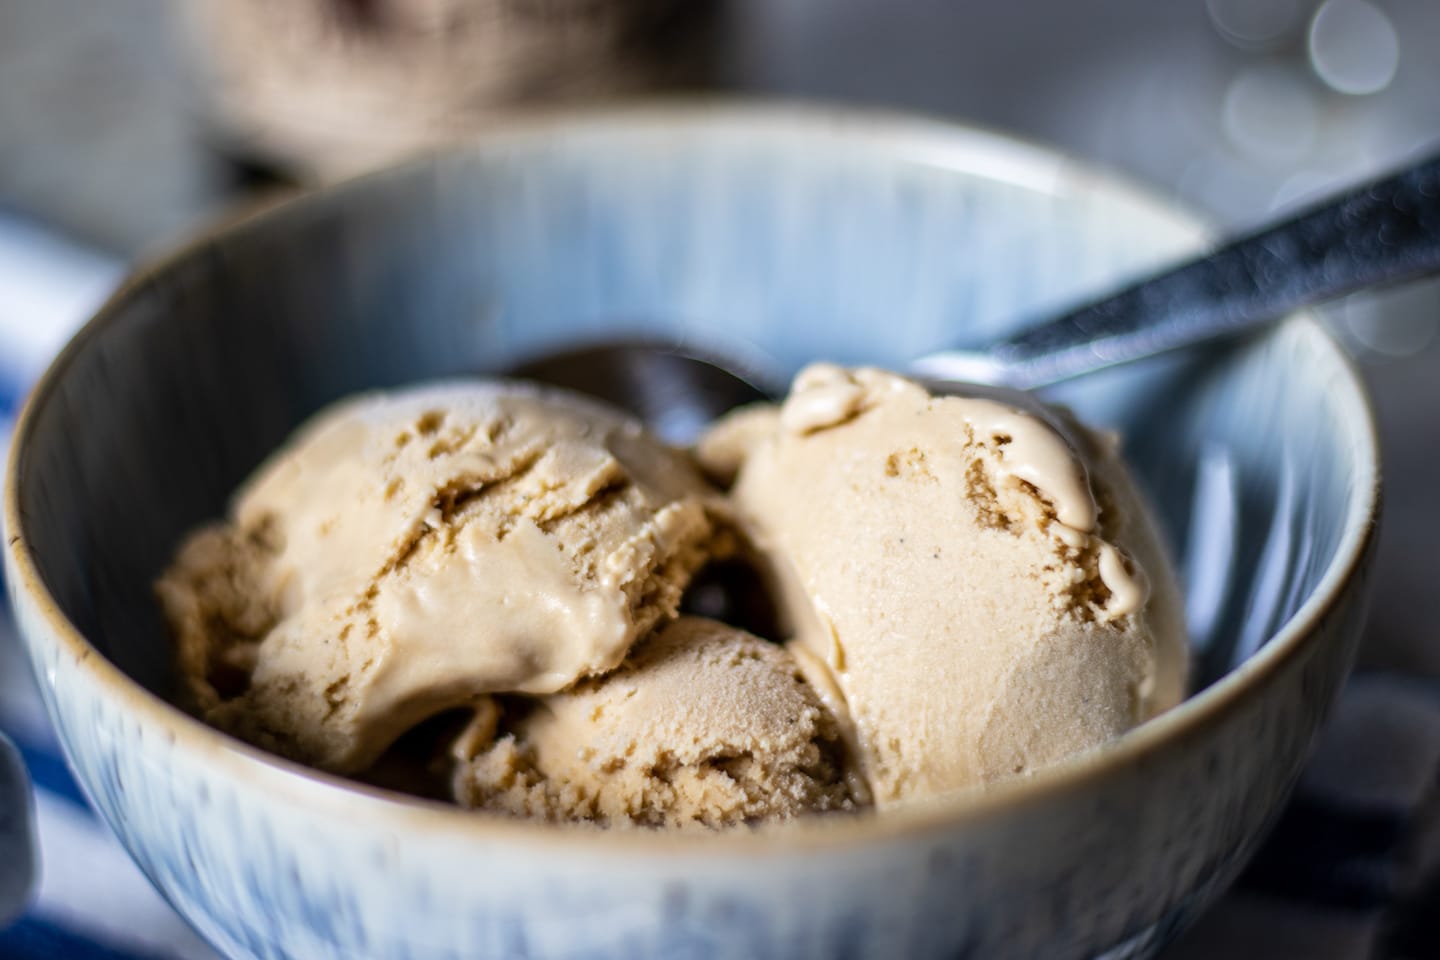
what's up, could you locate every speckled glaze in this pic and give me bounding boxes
[3,106,1379,960]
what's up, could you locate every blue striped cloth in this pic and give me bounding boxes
[0,214,1435,959]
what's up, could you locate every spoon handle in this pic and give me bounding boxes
[990,152,1440,388]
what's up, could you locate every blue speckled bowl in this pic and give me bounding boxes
[3,106,1379,959]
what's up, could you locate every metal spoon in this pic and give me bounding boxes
[512,151,1440,440]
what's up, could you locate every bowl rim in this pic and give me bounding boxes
[2,101,1382,855]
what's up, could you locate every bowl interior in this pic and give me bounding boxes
[11,108,1374,708]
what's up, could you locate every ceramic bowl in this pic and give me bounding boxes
[3,106,1379,959]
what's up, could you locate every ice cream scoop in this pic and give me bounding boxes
[156,381,724,773]
[701,364,1189,806]
[451,616,858,828]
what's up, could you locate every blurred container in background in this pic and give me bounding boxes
[181,0,723,180]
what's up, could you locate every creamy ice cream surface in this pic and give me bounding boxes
[452,616,858,828]
[157,381,722,773]
[701,364,1188,807]
[158,365,1188,826]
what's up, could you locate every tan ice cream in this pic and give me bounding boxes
[159,364,1187,826]
[451,616,858,828]
[700,364,1188,807]
[156,381,721,773]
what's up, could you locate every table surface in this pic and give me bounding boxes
[1,2,1438,957]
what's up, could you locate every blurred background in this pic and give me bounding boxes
[1,1,1437,957]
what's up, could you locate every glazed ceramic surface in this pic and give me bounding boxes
[4,107,1379,960]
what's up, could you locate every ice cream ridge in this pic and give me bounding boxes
[157,365,1187,826]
